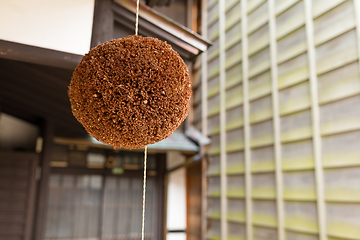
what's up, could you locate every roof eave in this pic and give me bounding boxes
[113,0,211,60]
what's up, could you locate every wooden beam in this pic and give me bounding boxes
[268,0,285,240]
[241,0,253,239]
[303,1,327,240]
[0,40,82,70]
[91,0,114,48]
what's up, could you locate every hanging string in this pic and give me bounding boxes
[135,0,140,35]
[141,145,147,240]
[135,2,146,240]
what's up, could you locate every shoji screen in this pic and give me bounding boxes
[200,0,360,240]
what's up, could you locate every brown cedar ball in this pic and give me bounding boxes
[68,35,191,149]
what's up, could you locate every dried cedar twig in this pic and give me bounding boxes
[68,35,191,149]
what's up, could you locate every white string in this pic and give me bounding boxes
[141,145,147,240]
[135,2,146,239]
[135,0,140,35]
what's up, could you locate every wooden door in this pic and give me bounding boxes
[0,152,39,240]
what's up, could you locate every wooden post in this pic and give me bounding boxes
[201,0,208,239]
[32,119,53,240]
[268,0,285,239]
[201,0,209,150]
[303,1,327,240]
[156,153,166,240]
[99,171,107,240]
[201,154,208,240]
[192,0,199,33]
[241,0,253,239]
[186,0,197,32]
[91,0,114,48]
[24,154,39,240]
[187,0,193,29]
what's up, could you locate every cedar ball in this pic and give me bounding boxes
[68,35,191,149]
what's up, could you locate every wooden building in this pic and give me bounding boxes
[0,1,209,240]
[2,1,360,240]
[192,0,360,240]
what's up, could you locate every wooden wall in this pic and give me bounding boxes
[0,152,39,240]
[192,0,360,240]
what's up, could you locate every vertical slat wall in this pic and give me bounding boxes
[45,175,103,240]
[0,153,38,240]
[247,1,278,239]
[198,0,360,240]
[44,175,158,240]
